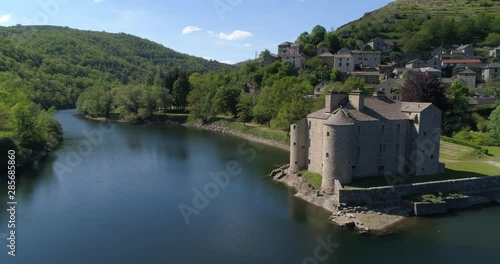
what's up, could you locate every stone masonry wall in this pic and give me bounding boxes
[336,177,500,207]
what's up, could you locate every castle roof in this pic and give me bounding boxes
[325,109,354,126]
[308,97,433,122]
[318,52,335,57]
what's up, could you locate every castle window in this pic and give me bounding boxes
[381,124,385,134]
[308,159,311,164]
[339,63,342,66]
[294,142,296,146]
[424,132,427,137]
[326,153,329,158]
[327,132,330,137]
[431,154,434,160]
[293,125,296,130]
[308,121,311,129]
[295,162,298,165]
[397,124,401,133]
[357,126,361,135]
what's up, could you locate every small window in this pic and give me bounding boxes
[327,132,330,137]
[431,154,434,160]
[357,126,361,135]
[326,153,329,158]
[293,142,296,146]
[308,121,311,129]
[397,124,401,133]
[308,159,311,164]
[339,63,342,66]
[357,146,361,157]
[295,162,298,164]
[347,63,349,66]
[424,132,427,137]
[293,125,296,129]
[381,124,385,134]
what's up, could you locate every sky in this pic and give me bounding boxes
[0,0,394,64]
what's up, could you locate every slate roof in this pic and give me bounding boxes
[308,97,433,122]
[318,52,335,57]
[458,69,476,74]
[483,63,500,69]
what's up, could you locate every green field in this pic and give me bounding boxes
[345,140,500,189]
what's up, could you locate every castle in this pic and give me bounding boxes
[290,90,443,193]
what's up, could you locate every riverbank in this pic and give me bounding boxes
[269,165,408,234]
[84,114,290,151]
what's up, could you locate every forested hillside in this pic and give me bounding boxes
[334,0,500,53]
[0,25,232,109]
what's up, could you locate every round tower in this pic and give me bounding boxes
[321,110,354,193]
[290,118,307,174]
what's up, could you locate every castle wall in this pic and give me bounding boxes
[352,120,410,179]
[290,118,308,174]
[410,107,442,176]
[307,118,325,175]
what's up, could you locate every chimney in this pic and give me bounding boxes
[349,90,364,110]
[325,90,348,113]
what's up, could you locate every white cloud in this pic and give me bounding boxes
[218,30,253,41]
[0,14,12,24]
[202,56,213,60]
[94,0,104,3]
[220,60,232,64]
[182,26,202,34]
[243,43,252,47]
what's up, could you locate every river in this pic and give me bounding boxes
[0,109,499,264]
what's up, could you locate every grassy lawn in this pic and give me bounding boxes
[299,170,322,190]
[214,120,290,146]
[345,140,500,189]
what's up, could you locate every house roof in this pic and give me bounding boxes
[337,47,352,55]
[279,41,292,46]
[483,63,500,69]
[384,39,394,46]
[318,52,335,57]
[458,69,476,74]
[349,71,380,76]
[352,50,382,54]
[443,59,482,64]
[420,67,441,72]
[325,109,355,126]
[291,43,301,47]
[407,59,425,64]
[457,44,472,50]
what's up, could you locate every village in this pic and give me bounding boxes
[260,36,499,105]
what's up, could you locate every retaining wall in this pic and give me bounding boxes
[335,176,500,207]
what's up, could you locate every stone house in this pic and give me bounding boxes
[290,90,442,192]
[432,46,449,60]
[367,37,394,53]
[456,69,477,87]
[352,50,382,67]
[349,71,381,85]
[318,52,336,68]
[454,44,475,57]
[426,58,442,70]
[420,67,442,79]
[442,59,482,69]
[282,53,307,69]
[333,48,355,73]
[406,59,426,69]
[482,63,500,81]
[314,81,332,96]
[278,41,293,57]
[490,46,500,58]
[376,79,404,100]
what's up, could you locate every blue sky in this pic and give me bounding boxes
[0,0,393,64]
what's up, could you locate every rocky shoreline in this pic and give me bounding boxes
[269,165,409,234]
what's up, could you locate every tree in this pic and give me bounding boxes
[482,32,500,47]
[401,72,449,112]
[330,68,342,82]
[155,86,174,114]
[213,86,241,117]
[489,104,500,142]
[449,81,470,113]
[236,93,253,124]
[76,84,112,118]
[187,72,218,123]
[172,74,190,110]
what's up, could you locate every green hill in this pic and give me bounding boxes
[334,0,500,53]
[0,25,232,108]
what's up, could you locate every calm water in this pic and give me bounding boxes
[0,109,499,264]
